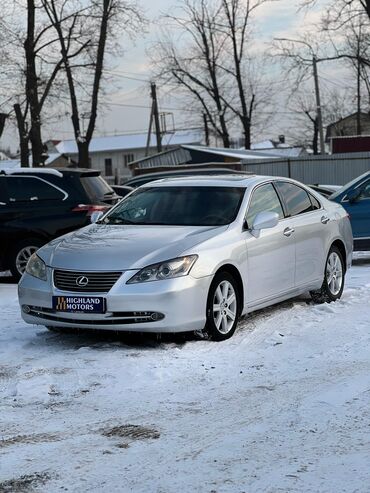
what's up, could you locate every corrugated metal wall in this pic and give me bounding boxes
[242,152,370,185]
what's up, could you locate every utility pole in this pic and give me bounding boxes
[150,82,162,153]
[203,113,210,146]
[312,56,325,155]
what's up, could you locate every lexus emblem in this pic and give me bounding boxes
[76,276,89,287]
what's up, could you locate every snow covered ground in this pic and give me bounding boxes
[1,255,370,493]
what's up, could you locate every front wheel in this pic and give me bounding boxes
[310,245,345,304]
[204,272,240,341]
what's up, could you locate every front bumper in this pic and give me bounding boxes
[18,269,212,333]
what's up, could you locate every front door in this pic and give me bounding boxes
[245,183,296,306]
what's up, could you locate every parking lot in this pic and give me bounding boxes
[1,253,370,493]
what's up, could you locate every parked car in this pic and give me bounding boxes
[0,168,119,279]
[330,171,370,251]
[309,184,342,198]
[123,168,250,188]
[111,184,134,198]
[19,175,352,341]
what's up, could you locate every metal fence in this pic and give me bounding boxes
[242,151,370,185]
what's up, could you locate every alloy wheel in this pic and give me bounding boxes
[15,246,39,275]
[213,280,237,335]
[326,251,343,296]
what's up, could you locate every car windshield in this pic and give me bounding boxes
[330,172,370,200]
[102,186,245,226]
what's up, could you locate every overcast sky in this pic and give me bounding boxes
[1,0,342,153]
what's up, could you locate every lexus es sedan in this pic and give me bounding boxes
[18,175,353,341]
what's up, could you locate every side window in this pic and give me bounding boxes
[309,194,321,210]
[5,177,65,202]
[246,183,284,227]
[359,180,370,199]
[275,182,313,216]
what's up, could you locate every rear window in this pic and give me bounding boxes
[81,176,114,200]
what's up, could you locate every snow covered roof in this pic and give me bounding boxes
[0,159,20,169]
[55,130,203,155]
[182,145,282,160]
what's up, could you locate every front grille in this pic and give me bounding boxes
[54,270,122,293]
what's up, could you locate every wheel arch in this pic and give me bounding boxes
[214,263,244,314]
[330,239,347,273]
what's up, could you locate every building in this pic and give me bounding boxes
[128,144,285,175]
[47,130,203,182]
[326,112,370,141]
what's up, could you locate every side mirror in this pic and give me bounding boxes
[90,211,104,224]
[346,188,361,203]
[251,211,279,237]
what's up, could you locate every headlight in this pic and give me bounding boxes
[127,255,198,284]
[25,253,47,281]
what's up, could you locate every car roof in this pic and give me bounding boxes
[0,167,101,178]
[142,174,260,188]
[124,168,250,185]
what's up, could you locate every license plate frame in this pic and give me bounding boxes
[52,296,106,314]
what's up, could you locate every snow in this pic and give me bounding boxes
[1,255,370,492]
[56,131,203,155]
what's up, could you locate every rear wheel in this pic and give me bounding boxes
[204,272,240,341]
[310,245,345,304]
[9,238,44,281]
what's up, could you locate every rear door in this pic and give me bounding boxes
[245,182,296,305]
[274,181,326,288]
[3,175,73,239]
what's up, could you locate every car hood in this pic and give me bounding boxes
[38,223,228,270]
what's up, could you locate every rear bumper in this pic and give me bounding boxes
[18,269,212,333]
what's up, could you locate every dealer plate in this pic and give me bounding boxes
[52,296,105,313]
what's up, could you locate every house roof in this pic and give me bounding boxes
[55,130,203,155]
[182,145,283,160]
[326,112,370,130]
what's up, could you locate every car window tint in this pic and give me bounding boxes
[309,194,321,210]
[246,183,284,227]
[5,177,65,202]
[81,176,114,200]
[359,180,370,199]
[275,182,313,216]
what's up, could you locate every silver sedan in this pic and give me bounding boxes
[18,175,353,341]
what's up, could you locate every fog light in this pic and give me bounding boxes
[22,305,31,314]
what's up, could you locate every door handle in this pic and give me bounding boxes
[283,227,295,237]
[321,215,330,224]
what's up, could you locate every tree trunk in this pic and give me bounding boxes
[24,0,44,167]
[242,116,251,149]
[14,104,30,167]
[77,141,90,167]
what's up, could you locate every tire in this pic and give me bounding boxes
[204,271,241,341]
[9,238,45,281]
[310,245,345,304]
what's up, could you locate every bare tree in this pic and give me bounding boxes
[218,0,270,148]
[153,0,274,148]
[41,0,144,166]
[0,1,81,166]
[153,0,231,147]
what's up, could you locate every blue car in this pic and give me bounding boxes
[330,171,370,251]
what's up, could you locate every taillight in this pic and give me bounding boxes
[72,204,110,217]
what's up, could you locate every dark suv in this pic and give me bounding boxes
[0,168,119,279]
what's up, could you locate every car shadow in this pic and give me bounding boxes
[34,325,193,352]
[352,255,370,266]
